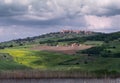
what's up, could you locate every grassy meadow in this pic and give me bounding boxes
[0,44,120,75]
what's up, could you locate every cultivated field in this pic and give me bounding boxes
[31,45,92,54]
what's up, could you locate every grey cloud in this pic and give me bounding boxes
[0,1,27,17]
[0,0,119,30]
[9,16,85,27]
[0,0,120,42]
[0,0,120,18]
[0,0,120,22]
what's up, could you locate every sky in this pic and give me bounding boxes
[0,0,120,42]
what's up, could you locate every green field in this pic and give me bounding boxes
[0,46,120,74]
[84,41,104,46]
[0,48,78,70]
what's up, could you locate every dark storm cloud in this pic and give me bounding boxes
[0,0,119,29]
[0,0,120,27]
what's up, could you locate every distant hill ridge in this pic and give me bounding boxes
[0,30,99,48]
[0,30,120,49]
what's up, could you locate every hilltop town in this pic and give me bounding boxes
[60,29,94,35]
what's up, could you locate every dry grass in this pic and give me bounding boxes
[31,45,92,54]
[0,70,119,79]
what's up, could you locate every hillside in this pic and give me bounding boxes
[0,30,100,48]
[0,31,120,78]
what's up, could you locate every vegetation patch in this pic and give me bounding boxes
[0,31,119,78]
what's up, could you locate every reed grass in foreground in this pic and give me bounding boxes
[0,78,120,83]
[0,70,120,79]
